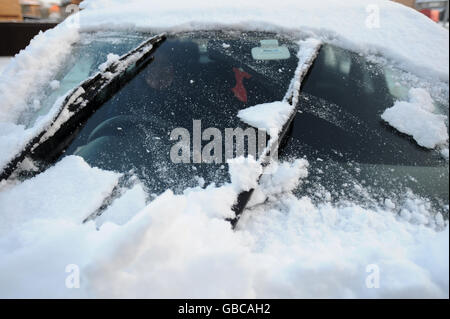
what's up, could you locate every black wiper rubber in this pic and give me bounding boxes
[0,33,166,182]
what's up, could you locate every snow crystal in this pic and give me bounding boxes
[381,88,448,149]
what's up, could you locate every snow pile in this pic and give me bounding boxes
[98,53,120,72]
[238,101,294,136]
[0,123,35,173]
[228,156,262,192]
[237,38,321,138]
[0,156,448,298]
[285,38,322,105]
[381,88,448,149]
[247,159,309,207]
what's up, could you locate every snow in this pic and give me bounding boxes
[95,183,147,227]
[0,26,79,124]
[38,0,64,5]
[0,35,158,175]
[98,53,120,72]
[238,101,294,136]
[285,38,322,105]
[441,148,449,160]
[0,57,11,74]
[0,155,447,298]
[228,156,262,192]
[0,156,120,232]
[381,88,449,149]
[49,80,60,90]
[0,24,79,173]
[76,0,448,81]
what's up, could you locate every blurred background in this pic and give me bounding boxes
[0,0,448,72]
[1,0,83,22]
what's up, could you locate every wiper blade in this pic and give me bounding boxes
[229,38,322,228]
[0,33,166,182]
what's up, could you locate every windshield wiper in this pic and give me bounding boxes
[0,33,166,181]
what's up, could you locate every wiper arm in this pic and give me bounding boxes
[0,33,166,182]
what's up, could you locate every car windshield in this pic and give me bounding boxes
[280,45,449,211]
[31,31,300,194]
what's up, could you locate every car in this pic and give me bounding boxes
[0,0,448,299]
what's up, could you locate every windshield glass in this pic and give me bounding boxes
[280,44,449,213]
[33,31,300,194]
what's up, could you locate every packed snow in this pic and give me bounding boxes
[381,88,449,149]
[0,0,448,299]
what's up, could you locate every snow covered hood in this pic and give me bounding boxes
[76,0,449,81]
